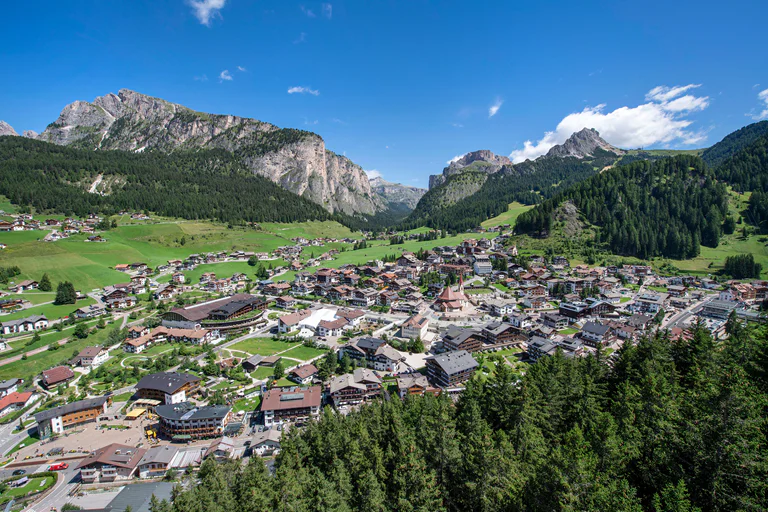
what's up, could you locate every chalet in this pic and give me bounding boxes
[1,315,48,335]
[0,391,34,417]
[580,321,611,347]
[76,346,109,368]
[542,313,569,329]
[154,283,180,300]
[339,337,404,372]
[442,326,484,353]
[396,373,439,398]
[250,429,282,457]
[275,296,297,309]
[377,290,399,306]
[350,288,377,307]
[485,298,516,317]
[41,366,75,389]
[336,309,365,327]
[74,304,107,319]
[9,280,38,293]
[260,386,322,427]
[264,282,291,296]
[508,312,534,332]
[315,317,346,337]
[288,364,319,385]
[328,369,382,406]
[481,322,520,346]
[277,309,312,334]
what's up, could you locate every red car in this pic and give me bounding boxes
[48,463,68,471]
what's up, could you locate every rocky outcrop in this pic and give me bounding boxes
[0,121,17,137]
[36,89,392,216]
[22,130,38,138]
[428,150,511,189]
[369,176,426,210]
[544,128,624,159]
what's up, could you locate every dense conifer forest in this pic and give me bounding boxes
[148,320,768,512]
[0,136,347,225]
[515,155,729,259]
[403,151,617,232]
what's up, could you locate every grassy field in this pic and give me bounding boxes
[0,323,116,381]
[0,214,360,292]
[0,475,55,500]
[281,345,327,362]
[0,297,95,322]
[481,202,534,228]
[228,338,299,357]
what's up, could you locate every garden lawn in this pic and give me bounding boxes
[232,395,262,413]
[249,367,275,380]
[281,345,327,362]
[229,338,299,357]
[0,475,55,499]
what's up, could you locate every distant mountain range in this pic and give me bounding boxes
[408,129,625,229]
[0,89,424,219]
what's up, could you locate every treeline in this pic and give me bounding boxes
[0,136,356,226]
[151,320,768,512]
[402,152,617,232]
[723,253,762,279]
[713,133,768,194]
[516,156,729,259]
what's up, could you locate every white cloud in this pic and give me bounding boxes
[331,118,346,124]
[188,0,226,26]
[509,84,711,163]
[219,70,233,81]
[293,32,307,44]
[301,6,316,17]
[287,86,320,96]
[194,74,208,82]
[488,99,503,118]
[661,94,710,113]
[451,122,464,128]
[303,119,319,125]
[749,89,768,120]
[447,154,466,165]
[322,3,332,18]
[645,84,701,102]
[365,169,383,179]
[237,66,247,72]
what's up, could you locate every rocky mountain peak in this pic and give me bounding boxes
[369,176,427,210]
[0,121,18,137]
[33,89,399,217]
[545,128,624,159]
[429,149,511,189]
[22,130,38,138]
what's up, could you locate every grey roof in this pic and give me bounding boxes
[138,445,179,467]
[0,378,20,391]
[357,337,386,351]
[107,481,175,512]
[426,350,478,374]
[155,401,231,421]
[704,299,738,311]
[244,354,264,366]
[34,396,108,423]
[136,372,200,394]
[251,428,282,446]
[2,315,47,327]
[582,321,610,336]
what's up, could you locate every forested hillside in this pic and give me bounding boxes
[702,120,768,167]
[151,321,768,512]
[0,136,342,225]
[515,155,729,259]
[403,151,617,232]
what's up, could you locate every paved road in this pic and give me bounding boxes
[0,401,43,457]
[23,466,80,512]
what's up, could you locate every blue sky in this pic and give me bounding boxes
[1,0,767,188]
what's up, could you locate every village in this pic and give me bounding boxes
[0,223,764,511]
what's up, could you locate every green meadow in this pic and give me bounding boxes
[481,202,534,228]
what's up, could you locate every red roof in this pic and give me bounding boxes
[42,366,75,386]
[0,391,32,412]
[260,386,322,412]
[436,286,465,302]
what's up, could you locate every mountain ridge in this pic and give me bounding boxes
[31,89,394,217]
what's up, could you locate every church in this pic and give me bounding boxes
[433,277,469,313]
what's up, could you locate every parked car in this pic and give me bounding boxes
[11,469,26,476]
[48,463,68,471]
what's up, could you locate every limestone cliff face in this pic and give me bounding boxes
[368,177,426,210]
[37,89,386,215]
[0,121,18,137]
[428,149,511,189]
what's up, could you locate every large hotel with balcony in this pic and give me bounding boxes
[155,402,233,440]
